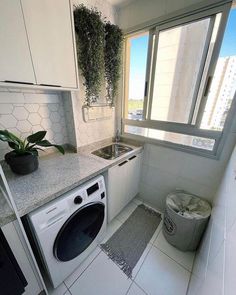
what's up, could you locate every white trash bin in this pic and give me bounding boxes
[163,190,211,251]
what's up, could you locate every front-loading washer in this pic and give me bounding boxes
[27,175,107,288]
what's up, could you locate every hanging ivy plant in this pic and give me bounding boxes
[104,22,123,105]
[73,5,105,105]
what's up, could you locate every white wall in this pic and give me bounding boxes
[139,113,236,210]
[187,142,236,295]
[118,0,227,30]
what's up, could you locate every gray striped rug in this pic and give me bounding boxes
[100,204,162,278]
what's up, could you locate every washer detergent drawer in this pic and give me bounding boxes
[29,201,69,233]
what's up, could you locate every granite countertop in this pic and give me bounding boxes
[0,188,15,227]
[0,142,143,226]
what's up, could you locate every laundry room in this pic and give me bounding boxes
[0,0,236,294]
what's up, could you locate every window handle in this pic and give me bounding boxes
[204,76,212,97]
[144,81,148,97]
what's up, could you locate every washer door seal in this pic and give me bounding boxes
[53,202,105,262]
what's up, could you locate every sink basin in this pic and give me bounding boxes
[92,144,133,160]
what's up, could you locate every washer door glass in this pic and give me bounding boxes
[54,203,105,262]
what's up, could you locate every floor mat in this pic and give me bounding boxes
[100,204,162,278]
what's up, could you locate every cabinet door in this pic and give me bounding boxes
[107,160,128,222]
[127,153,142,203]
[0,0,36,84]
[21,0,77,88]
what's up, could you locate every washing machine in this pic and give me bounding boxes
[27,175,107,288]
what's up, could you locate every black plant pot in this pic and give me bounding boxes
[5,152,39,175]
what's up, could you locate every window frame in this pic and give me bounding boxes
[122,2,234,159]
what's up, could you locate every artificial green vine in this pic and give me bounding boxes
[73,5,123,106]
[104,22,123,105]
[74,5,105,105]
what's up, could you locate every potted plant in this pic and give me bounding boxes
[73,4,105,105]
[104,22,123,105]
[0,130,65,175]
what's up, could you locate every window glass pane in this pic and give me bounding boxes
[125,33,149,120]
[201,8,236,131]
[125,125,215,151]
[150,18,210,123]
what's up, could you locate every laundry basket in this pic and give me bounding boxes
[163,190,211,251]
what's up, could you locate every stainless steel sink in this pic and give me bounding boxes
[92,144,133,160]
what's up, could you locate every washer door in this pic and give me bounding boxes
[53,202,105,262]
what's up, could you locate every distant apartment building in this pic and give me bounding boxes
[201,55,236,131]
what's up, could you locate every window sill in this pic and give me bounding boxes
[121,133,221,160]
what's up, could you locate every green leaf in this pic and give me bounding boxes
[0,130,10,141]
[27,131,47,143]
[0,130,23,151]
[36,140,65,155]
[8,141,19,150]
[54,145,65,155]
[29,149,39,156]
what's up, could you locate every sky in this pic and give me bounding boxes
[219,8,236,57]
[129,8,236,101]
[129,34,148,100]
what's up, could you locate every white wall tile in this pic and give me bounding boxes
[0,92,24,103]
[188,145,236,295]
[13,106,29,120]
[0,90,69,160]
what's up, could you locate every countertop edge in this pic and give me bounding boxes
[1,145,143,225]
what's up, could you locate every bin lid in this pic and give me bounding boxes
[166,191,211,219]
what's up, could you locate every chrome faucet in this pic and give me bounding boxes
[115,129,120,143]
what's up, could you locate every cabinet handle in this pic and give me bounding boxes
[118,160,128,167]
[129,155,137,161]
[3,80,34,85]
[39,84,61,87]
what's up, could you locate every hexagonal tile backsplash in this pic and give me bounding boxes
[0,90,68,160]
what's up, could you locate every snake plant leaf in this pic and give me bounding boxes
[0,130,20,143]
[27,131,47,143]
[8,141,19,150]
[36,140,65,155]
[0,130,10,141]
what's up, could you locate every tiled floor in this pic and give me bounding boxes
[48,199,195,295]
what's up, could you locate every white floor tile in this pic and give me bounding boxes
[116,201,137,223]
[102,218,122,243]
[64,247,101,288]
[69,252,132,295]
[132,243,152,278]
[149,220,163,244]
[47,282,68,295]
[135,247,191,295]
[127,282,147,295]
[154,231,195,271]
[187,274,204,295]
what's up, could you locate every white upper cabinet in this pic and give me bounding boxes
[21,0,77,88]
[0,0,36,84]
